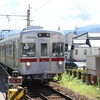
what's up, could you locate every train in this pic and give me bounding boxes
[0,26,65,84]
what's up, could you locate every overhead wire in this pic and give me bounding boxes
[32,0,43,8]
[11,0,43,15]
[32,0,51,13]
[0,0,51,29]
[11,0,51,29]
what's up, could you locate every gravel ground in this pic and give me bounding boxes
[49,82,98,100]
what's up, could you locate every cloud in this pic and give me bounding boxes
[0,0,100,30]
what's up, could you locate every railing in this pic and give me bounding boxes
[0,64,10,83]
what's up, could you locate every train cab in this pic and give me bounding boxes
[19,30,65,82]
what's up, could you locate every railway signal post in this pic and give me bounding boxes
[8,71,22,88]
[7,71,27,100]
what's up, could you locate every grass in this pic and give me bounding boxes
[54,72,100,99]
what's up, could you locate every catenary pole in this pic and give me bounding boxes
[27,4,30,26]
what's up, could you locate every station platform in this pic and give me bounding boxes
[0,76,8,100]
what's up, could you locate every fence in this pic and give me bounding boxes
[66,69,98,85]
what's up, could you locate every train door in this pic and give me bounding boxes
[4,44,6,63]
[13,41,16,68]
[38,40,50,71]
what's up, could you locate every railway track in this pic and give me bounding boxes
[26,83,73,100]
[0,64,92,100]
[0,64,73,100]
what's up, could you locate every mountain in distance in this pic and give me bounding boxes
[1,24,100,38]
[0,29,22,38]
[62,24,100,35]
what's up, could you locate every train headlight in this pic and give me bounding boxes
[57,60,63,66]
[26,61,31,67]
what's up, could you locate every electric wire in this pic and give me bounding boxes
[32,0,51,13]
[32,0,43,8]
[0,0,51,29]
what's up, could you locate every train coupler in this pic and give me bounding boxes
[41,79,49,86]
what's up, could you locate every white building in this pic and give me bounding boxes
[65,32,77,46]
[71,32,100,61]
[71,39,90,61]
[64,32,77,59]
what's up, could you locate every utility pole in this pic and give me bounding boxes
[27,4,30,26]
[0,5,31,39]
[0,5,30,27]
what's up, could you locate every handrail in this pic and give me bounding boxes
[0,64,10,83]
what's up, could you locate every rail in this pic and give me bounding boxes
[27,83,73,100]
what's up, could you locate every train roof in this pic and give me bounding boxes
[21,25,64,35]
[0,26,64,43]
[20,29,64,35]
[22,25,43,31]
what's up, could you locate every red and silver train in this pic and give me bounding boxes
[0,26,65,84]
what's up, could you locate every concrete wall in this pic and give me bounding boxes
[86,55,100,77]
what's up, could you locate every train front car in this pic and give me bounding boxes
[20,29,65,84]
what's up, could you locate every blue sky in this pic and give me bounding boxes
[0,0,100,31]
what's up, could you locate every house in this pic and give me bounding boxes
[71,39,90,61]
[64,32,77,59]
[65,32,77,46]
[71,32,100,61]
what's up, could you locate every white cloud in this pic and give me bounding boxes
[0,0,100,30]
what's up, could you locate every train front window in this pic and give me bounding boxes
[21,43,35,57]
[52,43,64,57]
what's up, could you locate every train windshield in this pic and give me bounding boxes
[52,43,64,57]
[21,43,35,57]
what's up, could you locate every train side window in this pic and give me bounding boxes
[9,45,12,55]
[6,45,9,55]
[41,43,47,56]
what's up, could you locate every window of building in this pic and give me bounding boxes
[75,50,78,55]
[84,50,87,55]
[65,43,68,52]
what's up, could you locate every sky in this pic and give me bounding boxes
[0,0,100,31]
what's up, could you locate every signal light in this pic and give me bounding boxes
[8,76,22,85]
[9,79,21,83]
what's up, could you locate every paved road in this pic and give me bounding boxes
[74,62,86,69]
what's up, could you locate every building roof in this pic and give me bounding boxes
[90,40,100,47]
[72,32,100,39]
[72,32,100,48]
[74,44,89,48]
[73,39,86,45]
[88,32,100,37]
